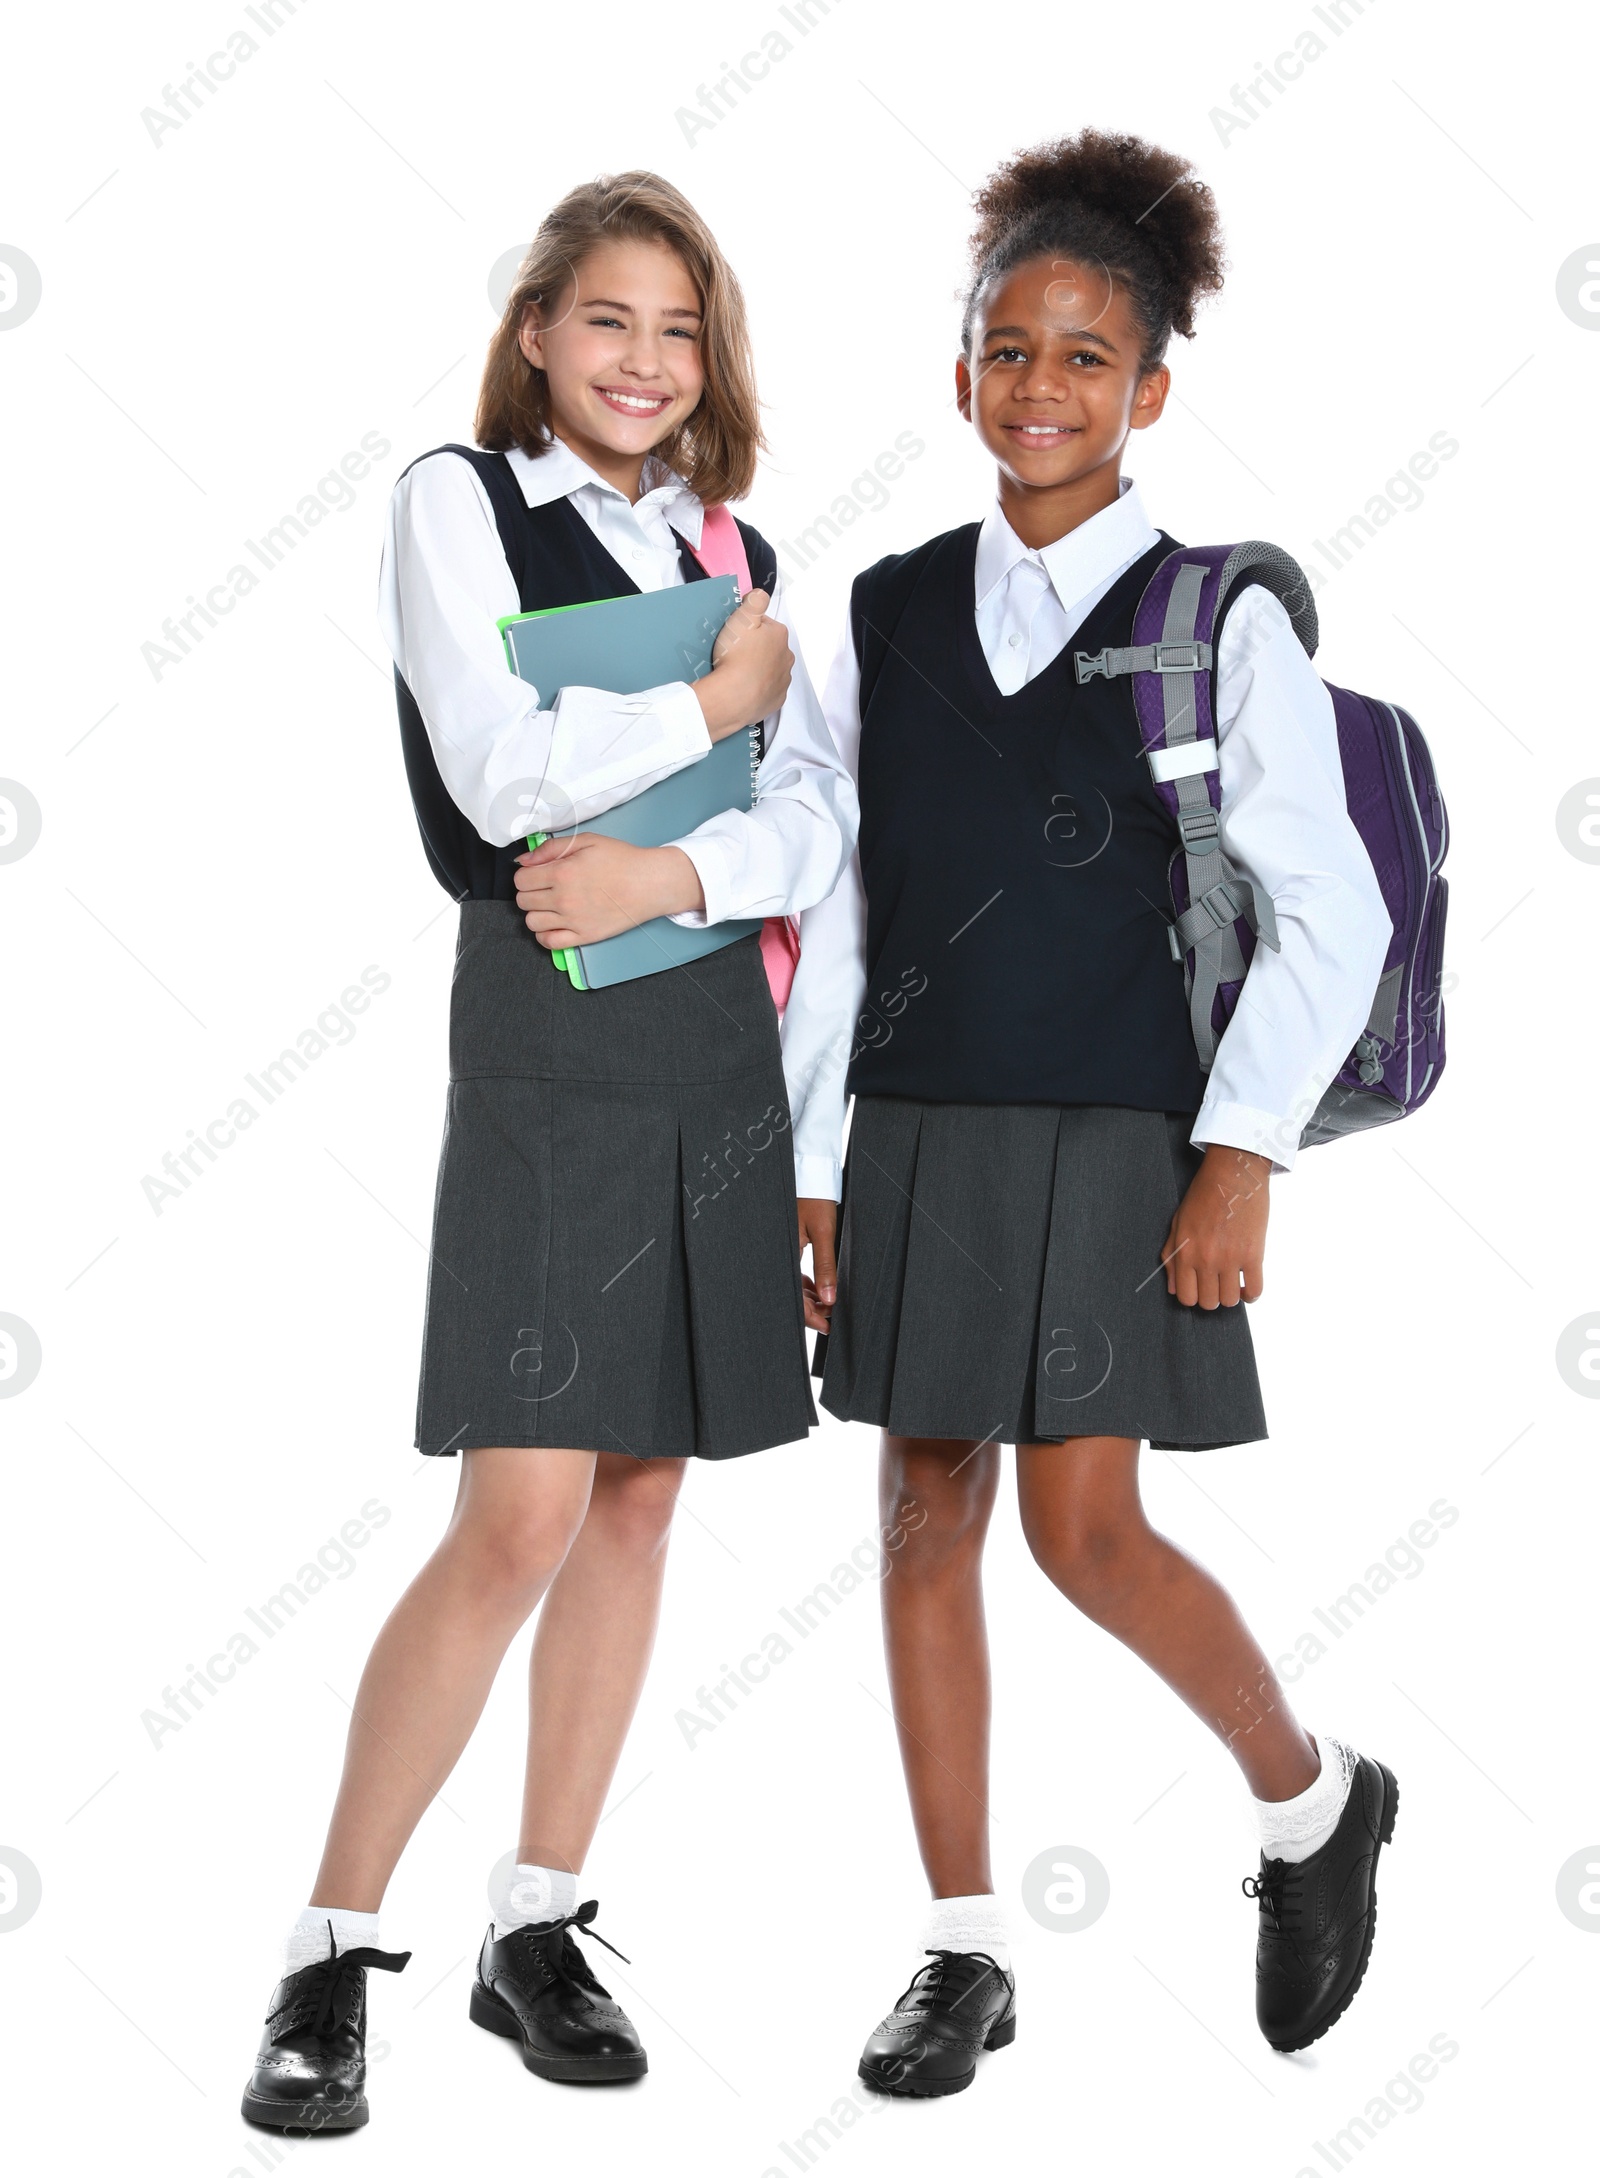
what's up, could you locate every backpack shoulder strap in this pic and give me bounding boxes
[1213,541,1319,657]
[670,506,780,598]
[1073,541,1319,1066]
[683,502,753,591]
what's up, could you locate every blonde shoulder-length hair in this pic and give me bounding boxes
[475,171,765,506]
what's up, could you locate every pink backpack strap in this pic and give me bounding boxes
[683,502,753,594]
[681,504,800,1015]
[759,914,801,1015]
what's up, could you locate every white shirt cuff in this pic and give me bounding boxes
[642,678,713,764]
[794,1152,843,1201]
[1190,1099,1306,1175]
[666,833,733,928]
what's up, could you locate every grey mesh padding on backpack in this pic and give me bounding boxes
[1214,541,1321,661]
[1077,536,1449,1145]
[1213,553,1401,1068]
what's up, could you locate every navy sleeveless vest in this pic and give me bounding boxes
[845,523,1207,1114]
[391,443,778,903]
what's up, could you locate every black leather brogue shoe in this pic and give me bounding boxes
[858,1949,1016,2098]
[241,1924,410,2132]
[1246,1752,1399,2052]
[470,1900,646,2084]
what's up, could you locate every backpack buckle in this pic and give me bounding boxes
[1194,885,1240,933]
[1177,805,1221,850]
[1074,639,1214,684]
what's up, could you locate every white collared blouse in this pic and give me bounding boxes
[780,479,1393,1193]
[377,435,857,927]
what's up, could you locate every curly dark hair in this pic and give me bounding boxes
[962,129,1226,372]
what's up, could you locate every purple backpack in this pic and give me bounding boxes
[1075,544,1448,1147]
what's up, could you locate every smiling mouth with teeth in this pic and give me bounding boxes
[596,387,672,412]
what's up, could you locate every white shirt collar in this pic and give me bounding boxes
[974,476,1158,616]
[503,437,705,545]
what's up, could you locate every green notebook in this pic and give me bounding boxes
[499,579,762,990]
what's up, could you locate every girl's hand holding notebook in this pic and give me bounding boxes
[500,567,791,990]
[515,832,704,950]
[506,580,790,954]
[692,585,793,737]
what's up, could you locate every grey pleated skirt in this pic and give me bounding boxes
[818,1097,1267,1450]
[414,904,817,1460]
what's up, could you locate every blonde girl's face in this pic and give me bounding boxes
[518,236,706,464]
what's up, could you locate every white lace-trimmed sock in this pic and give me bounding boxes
[922,1893,1011,1972]
[1252,1734,1360,1863]
[489,1861,579,1939]
[284,1906,380,1975]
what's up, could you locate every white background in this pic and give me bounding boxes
[2,2,1596,2173]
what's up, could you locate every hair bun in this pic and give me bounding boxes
[965,129,1225,365]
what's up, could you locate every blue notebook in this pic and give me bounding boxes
[499,578,762,990]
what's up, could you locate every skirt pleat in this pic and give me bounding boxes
[820,1096,1267,1451]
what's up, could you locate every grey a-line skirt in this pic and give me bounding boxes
[818,1097,1267,1451]
[414,904,817,1461]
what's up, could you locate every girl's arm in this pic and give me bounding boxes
[1193,583,1395,1174]
[778,629,868,1205]
[778,626,866,1330]
[661,570,860,932]
[378,451,717,842]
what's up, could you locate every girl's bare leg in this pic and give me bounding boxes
[875,1433,1320,1901]
[518,1451,687,1871]
[310,1446,597,1910]
[1015,1435,1319,1799]
[878,1434,1002,1897]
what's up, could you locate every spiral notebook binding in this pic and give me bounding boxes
[748,723,761,800]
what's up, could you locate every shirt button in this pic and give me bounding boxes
[1008,632,1024,647]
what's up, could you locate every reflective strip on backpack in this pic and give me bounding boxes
[1148,740,1220,783]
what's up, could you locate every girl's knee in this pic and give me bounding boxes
[1025,1511,1143,1616]
[588,1456,683,1559]
[460,1516,578,1603]
[881,1440,996,1573]
[450,1447,593,1598]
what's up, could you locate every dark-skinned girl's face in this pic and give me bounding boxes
[956,255,1169,493]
